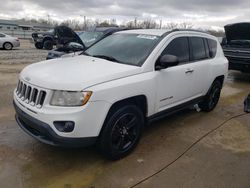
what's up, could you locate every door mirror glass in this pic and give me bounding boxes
[156,54,179,70]
[67,42,85,52]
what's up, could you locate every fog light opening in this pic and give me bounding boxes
[54,121,75,132]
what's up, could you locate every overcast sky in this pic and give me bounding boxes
[1,0,250,29]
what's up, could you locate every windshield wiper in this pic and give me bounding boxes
[92,55,122,63]
[80,51,90,56]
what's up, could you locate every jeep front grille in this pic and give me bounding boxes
[16,80,47,108]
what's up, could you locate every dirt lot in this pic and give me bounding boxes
[0,39,48,64]
[0,42,250,188]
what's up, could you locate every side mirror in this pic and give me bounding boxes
[156,54,179,70]
[67,42,85,52]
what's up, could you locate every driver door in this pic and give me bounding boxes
[155,36,195,113]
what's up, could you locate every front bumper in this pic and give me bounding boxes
[14,101,97,147]
[227,57,250,72]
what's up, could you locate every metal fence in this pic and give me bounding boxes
[1,29,34,39]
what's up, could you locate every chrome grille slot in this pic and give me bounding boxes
[18,82,23,97]
[31,88,38,105]
[37,91,46,107]
[21,84,27,100]
[16,80,21,94]
[25,86,32,103]
[15,80,47,108]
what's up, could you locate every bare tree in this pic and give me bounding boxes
[126,21,135,28]
[178,22,193,29]
[139,19,158,29]
[164,22,178,30]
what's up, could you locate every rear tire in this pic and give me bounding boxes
[35,42,43,49]
[3,42,13,50]
[43,40,53,50]
[98,105,144,160]
[199,80,222,112]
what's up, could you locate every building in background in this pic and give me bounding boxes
[0,19,53,39]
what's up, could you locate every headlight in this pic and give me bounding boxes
[37,34,43,38]
[50,91,92,107]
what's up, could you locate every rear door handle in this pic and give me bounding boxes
[185,69,194,74]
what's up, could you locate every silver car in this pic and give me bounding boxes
[0,32,20,50]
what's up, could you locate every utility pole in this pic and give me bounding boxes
[80,15,87,30]
[84,16,86,29]
[47,14,50,24]
[160,19,162,29]
[134,17,137,28]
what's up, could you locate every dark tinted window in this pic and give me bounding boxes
[190,37,206,61]
[207,39,217,58]
[162,37,189,63]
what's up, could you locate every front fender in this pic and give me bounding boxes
[87,72,156,117]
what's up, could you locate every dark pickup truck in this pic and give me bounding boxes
[222,23,250,73]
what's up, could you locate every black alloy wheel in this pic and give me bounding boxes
[98,105,144,160]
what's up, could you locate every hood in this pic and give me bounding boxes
[20,55,142,91]
[225,23,250,42]
[54,26,84,46]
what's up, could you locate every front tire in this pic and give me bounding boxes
[98,105,144,160]
[35,42,43,49]
[3,42,13,50]
[43,40,53,50]
[199,80,222,112]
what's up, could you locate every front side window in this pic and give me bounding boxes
[190,37,207,61]
[0,33,5,37]
[161,37,190,63]
[86,34,160,66]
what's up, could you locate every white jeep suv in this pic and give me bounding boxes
[14,29,228,159]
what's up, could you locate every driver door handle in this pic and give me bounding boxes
[185,68,194,74]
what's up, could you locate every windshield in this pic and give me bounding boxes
[79,31,104,47]
[85,33,160,66]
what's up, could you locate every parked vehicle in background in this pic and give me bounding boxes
[32,26,82,50]
[46,27,127,60]
[222,23,250,73]
[14,29,228,160]
[0,32,20,50]
[32,29,55,50]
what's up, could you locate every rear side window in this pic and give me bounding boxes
[207,39,217,58]
[189,37,207,61]
[161,37,189,63]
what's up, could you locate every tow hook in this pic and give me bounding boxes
[244,94,250,113]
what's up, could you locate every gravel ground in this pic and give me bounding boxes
[0,39,48,64]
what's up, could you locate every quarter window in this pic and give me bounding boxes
[190,37,207,61]
[207,39,217,58]
[161,37,189,63]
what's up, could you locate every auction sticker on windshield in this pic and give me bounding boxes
[137,35,158,40]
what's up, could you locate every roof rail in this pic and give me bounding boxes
[171,28,209,34]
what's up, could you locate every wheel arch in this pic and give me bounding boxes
[43,36,53,43]
[98,95,148,137]
[214,75,225,87]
